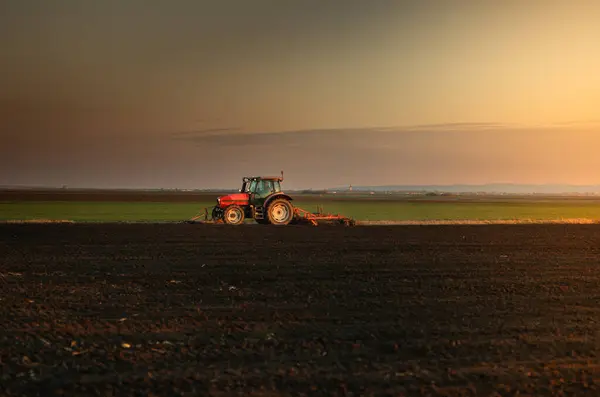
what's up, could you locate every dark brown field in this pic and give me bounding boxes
[2,224,600,396]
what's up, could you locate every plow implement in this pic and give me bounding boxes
[292,205,355,226]
[187,208,222,224]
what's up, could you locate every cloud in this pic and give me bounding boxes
[163,121,600,188]
[172,121,599,148]
[4,121,599,189]
[170,127,242,137]
[402,122,511,131]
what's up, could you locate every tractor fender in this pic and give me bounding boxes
[264,193,294,209]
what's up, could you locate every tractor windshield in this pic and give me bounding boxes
[254,180,272,199]
[248,180,258,193]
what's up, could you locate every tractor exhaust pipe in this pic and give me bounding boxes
[280,170,284,181]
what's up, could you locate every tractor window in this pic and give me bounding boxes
[248,180,258,193]
[252,180,274,199]
[263,180,274,193]
[273,181,281,192]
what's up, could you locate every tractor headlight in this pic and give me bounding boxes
[217,197,221,204]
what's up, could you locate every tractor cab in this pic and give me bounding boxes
[241,176,283,203]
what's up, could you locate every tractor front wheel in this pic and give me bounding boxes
[223,205,245,225]
[267,199,294,226]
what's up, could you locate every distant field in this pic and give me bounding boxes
[3,189,600,222]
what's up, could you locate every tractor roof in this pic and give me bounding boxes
[243,176,283,181]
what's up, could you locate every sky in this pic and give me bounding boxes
[2,0,600,189]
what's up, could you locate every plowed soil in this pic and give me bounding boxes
[2,224,600,396]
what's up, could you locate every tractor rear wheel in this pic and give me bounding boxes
[223,205,245,225]
[267,199,294,226]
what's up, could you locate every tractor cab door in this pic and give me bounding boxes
[250,179,275,205]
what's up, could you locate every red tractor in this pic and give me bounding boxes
[211,171,295,225]
[188,171,355,226]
